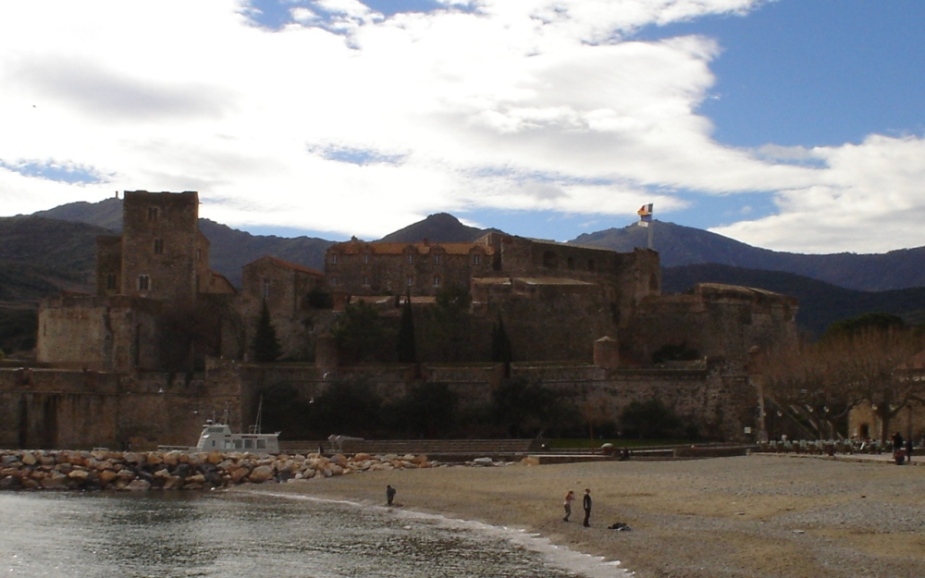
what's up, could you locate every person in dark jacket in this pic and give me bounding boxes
[386,484,396,506]
[582,488,592,527]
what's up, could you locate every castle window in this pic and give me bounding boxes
[432,275,441,287]
[407,254,414,264]
[196,249,202,262]
[154,238,164,254]
[363,276,370,286]
[434,254,441,264]
[472,254,481,265]
[406,276,414,287]
[106,273,117,291]
[330,276,338,286]
[147,207,158,222]
[363,254,370,264]
[542,251,557,269]
[263,279,270,299]
[138,275,150,291]
[330,254,338,264]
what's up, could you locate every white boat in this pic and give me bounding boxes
[195,420,280,454]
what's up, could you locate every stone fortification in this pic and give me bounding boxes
[623,283,799,364]
[41,190,234,372]
[0,448,434,492]
[36,295,163,370]
[326,237,496,297]
[2,355,757,450]
[0,360,244,451]
[116,190,204,303]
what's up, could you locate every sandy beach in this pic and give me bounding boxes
[258,454,925,577]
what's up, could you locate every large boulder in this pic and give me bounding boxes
[125,479,152,491]
[248,465,275,483]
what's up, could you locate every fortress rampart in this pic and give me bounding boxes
[1,356,756,451]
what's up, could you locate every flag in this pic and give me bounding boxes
[637,203,653,224]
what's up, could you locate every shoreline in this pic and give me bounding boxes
[252,455,925,578]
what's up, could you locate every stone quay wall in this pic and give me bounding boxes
[1,357,759,451]
[0,448,434,492]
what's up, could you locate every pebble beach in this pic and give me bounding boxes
[262,454,925,578]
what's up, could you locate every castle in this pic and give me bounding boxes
[0,190,802,450]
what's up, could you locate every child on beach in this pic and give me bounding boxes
[563,490,575,522]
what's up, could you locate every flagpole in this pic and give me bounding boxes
[637,203,654,250]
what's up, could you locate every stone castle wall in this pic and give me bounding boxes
[37,295,164,371]
[326,238,495,297]
[0,360,244,451]
[0,358,758,451]
[623,284,799,365]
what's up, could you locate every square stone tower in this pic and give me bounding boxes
[117,190,204,303]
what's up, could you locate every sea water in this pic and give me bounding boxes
[1,491,631,577]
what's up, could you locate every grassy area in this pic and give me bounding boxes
[547,438,694,450]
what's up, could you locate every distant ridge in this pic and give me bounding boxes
[3,199,925,341]
[33,198,333,286]
[34,197,123,232]
[572,220,925,292]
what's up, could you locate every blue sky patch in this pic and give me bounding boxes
[0,160,105,185]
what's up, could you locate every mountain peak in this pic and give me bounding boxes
[377,213,491,243]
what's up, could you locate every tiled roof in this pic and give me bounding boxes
[332,241,493,256]
[249,255,324,276]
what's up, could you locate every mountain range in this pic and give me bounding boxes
[1,197,923,350]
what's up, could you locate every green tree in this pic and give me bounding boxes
[432,285,472,361]
[260,382,314,439]
[823,312,905,342]
[309,378,383,438]
[253,300,282,362]
[397,293,417,363]
[390,381,459,438]
[305,287,333,309]
[491,377,565,438]
[333,300,392,364]
[490,313,513,365]
[619,398,684,439]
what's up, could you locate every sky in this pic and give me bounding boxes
[1,0,923,254]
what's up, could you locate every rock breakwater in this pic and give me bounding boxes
[0,449,436,491]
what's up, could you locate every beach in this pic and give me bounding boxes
[259,454,925,577]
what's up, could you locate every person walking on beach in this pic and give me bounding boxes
[563,490,575,522]
[582,488,592,527]
[386,484,396,506]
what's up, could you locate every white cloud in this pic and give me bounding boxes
[711,135,925,253]
[0,0,923,253]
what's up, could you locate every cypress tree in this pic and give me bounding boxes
[491,313,513,366]
[397,293,417,363]
[253,300,282,362]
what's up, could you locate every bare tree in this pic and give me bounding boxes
[758,326,925,441]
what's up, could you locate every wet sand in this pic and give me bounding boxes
[260,455,925,577]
